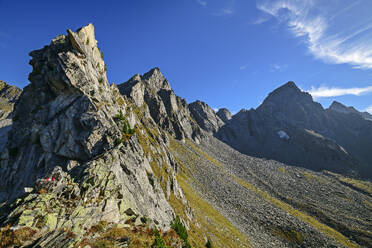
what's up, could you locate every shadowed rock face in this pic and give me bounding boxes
[188,100,224,134]
[0,24,175,234]
[1,24,121,196]
[216,108,232,123]
[0,80,22,103]
[215,82,372,179]
[0,81,22,153]
[0,81,22,119]
[329,100,372,121]
[118,67,203,142]
[0,24,370,248]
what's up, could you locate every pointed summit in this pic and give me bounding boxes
[259,81,314,111]
[281,81,298,89]
[328,101,359,114]
[188,100,224,134]
[118,67,172,107]
[216,108,232,122]
[141,67,171,91]
[328,101,372,121]
[143,67,162,79]
[270,81,303,96]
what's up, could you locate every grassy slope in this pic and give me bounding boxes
[168,136,365,248]
[168,136,252,248]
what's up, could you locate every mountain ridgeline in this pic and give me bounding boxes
[213,81,372,180]
[0,24,371,248]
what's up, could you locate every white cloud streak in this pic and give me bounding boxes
[196,0,207,7]
[257,0,372,69]
[212,7,234,16]
[365,105,372,114]
[308,85,372,98]
[270,63,288,72]
[252,15,271,25]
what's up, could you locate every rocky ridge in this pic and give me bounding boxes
[215,81,372,179]
[0,24,371,248]
[329,101,372,121]
[0,81,21,120]
[0,24,189,247]
[188,100,224,134]
[118,68,203,143]
[216,108,232,123]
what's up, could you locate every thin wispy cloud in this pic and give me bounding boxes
[252,15,270,25]
[257,0,372,69]
[212,7,234,16]
[240,64,248,70]
[308,85,372,98]
[196,0,207,7]
[270,63,288,72]
[365,105,372,114]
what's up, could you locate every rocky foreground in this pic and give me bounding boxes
[0,24,371,248]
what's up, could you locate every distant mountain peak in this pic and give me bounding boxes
[272,81,302,95]
[0,80,22,103]
[142,67,171,91]
[216,108,232,122]
[143,67,162,79]
[282,81,298,88]
[328,100,372,121]
[329,101,358,114]
[259,81,314,111]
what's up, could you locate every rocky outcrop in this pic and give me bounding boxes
[329,101,372,121]
[0,81,22,103]
[214,82,372,179]
[170,134,371,247]
[0,81,22,158]
[216,108,232,123]
[0,23,370,248]
[118,68,203,142]
[188,100,224,134]
[0,81,21,120]
[0,24,176,243]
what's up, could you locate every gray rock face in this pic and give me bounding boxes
[0,81,22,120]
[172,134,371,248]
[0,80,22,103]
[1,24,120,200]
[118,68,202,141]
[329,100,372,121]
[214,82,372,179]
[188,100,224,134]
[0,23,369,248]
[0,81,21,158]
[0,24,175,233]
[216,108,232,123]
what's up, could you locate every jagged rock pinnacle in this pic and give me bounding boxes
[216,108,232,122]
[188,100,224,134]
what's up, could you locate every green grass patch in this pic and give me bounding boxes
[185,139,223,167]
[171,216,190,248]
[269,226,304,245]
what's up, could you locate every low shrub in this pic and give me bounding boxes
[171,216,190,248]
[151,230,168,248]
[206,239,212,248]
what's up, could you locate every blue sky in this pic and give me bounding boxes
[0,0,371,114]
